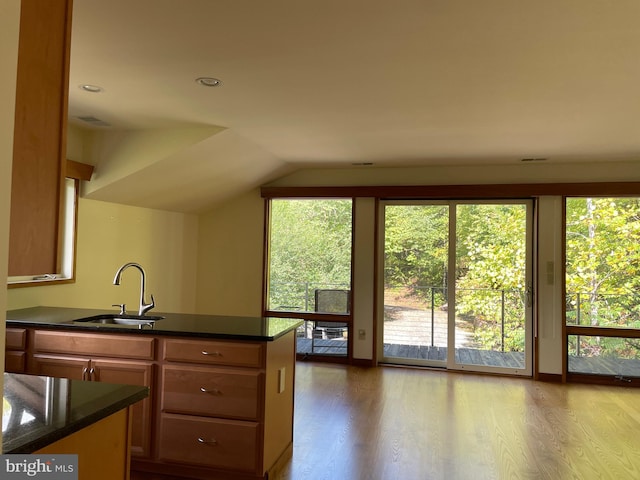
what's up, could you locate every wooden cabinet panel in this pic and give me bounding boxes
[163,338,263,368]
[5,328,27,373]
[5,351,26,373]
[30,353,154,459]
[33,330,155,360]
[36,407,132,480]
[9,0,73,276]
[158,413,259,473]
[31,354,90,380]
[6,328,26,350]
[162,364,261,420]
[92,358,154,458]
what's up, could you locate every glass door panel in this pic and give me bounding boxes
[451,202,532,374]
[382,203,449,367]
[380,200,533,376]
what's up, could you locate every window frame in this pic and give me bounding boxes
[563,194,640,385]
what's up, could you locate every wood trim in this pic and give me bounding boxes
[536,372,563,383]
[566,325,640,338]
[261,182,640,199]
[66,159,94,181]
[352,357,376,368]
[567,372,640,387]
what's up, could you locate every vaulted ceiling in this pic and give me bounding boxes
[68,0,640,212]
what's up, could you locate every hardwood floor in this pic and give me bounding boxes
[134,362,640,480]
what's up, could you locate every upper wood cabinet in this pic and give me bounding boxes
[9,0,73,277]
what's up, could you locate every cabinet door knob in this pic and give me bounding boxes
[199,387,222,395]
[197,437,218,446]
[201,350,221,356]
[82,367,89,381]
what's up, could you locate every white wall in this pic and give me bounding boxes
[536,197,564,375]
[0,0,21,445]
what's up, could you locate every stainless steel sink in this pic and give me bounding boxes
[74,314,165,327]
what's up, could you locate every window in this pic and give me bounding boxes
[265,198,353,357]
[565,197,640,381]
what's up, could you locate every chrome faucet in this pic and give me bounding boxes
[113,262,155,316]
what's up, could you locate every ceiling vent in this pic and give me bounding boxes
[76,115,111,127]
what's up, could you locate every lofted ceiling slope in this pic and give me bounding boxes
[68,0,640,212]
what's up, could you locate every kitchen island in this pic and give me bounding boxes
[3,372,148,479]
[6,307,303,480]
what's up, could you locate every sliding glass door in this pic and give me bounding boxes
[380,200,533,375]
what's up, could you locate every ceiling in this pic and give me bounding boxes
[68,0,640,212]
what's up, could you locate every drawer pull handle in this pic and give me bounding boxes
[200,387,222,395]
[201,350,221,356]
[197,437,218,446]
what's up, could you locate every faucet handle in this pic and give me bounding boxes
[140,294,155,316]
[112,304,126,315]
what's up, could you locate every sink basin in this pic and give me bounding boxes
[74,314,165,326]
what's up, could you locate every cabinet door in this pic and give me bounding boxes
[92,359,154,459]
[5,328,27,373]
[31,354,90,380]
[9,0,73,276]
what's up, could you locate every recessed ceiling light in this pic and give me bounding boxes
[79,84,103,93]
[196,77,222,87]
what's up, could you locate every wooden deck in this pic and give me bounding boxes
[297,337,525,368]
[569,355,640,377]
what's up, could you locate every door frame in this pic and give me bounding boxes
[377,199,535,376]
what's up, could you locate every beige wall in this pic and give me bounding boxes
[195,189,265,316]
[8,124,199,315]
[7,198,199,314]
[1,0,21,445]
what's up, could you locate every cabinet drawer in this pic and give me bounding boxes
[162,365,262,420]
[6,328,26,350]
[158,413,259,473]
[33,331,155,360]
[163,338,263,368]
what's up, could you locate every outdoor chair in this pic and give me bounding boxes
[312,289,350,353]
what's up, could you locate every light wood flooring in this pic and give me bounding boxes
[133,362,640,480]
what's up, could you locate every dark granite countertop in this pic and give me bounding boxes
[6,306,303,341]
[3,372,148,453]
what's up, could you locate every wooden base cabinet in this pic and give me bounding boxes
[134,330,296,480]
[28,330,155,458]
[16,326,296,479]
[36,407,134,480]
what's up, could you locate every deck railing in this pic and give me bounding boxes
[271,283,638,354]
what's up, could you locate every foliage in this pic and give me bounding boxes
[268,199,352,311]
[269,196,640,360]
[384,205,448,305]
[566,197,640,359]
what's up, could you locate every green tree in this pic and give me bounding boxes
[384,204,448,304]
[455,204,527,351]
[268,199,352,311]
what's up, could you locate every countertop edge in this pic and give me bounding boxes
[6,307,304,341]
[4,384,149,454]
